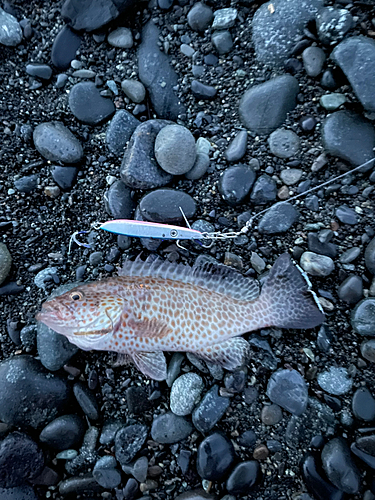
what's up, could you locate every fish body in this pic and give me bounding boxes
[36,254,325,380]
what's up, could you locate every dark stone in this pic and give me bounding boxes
[219,165,256,206]
[224,130,247,162]
[187,3,213,32]
[308,233,337,258]
[106,110,140,155]
[191,80,217,100]
[138,21,185,120]
[226,461,262,495]
[352,387,375,421]
[73,382,99,420]
[211,30,233,55]
[51,25,81,70]
[0,355,71,430]
[224,370,247,394]
[104,180,134,219]
[0,486,39,500]
[126,386,154,415]
[365,237,375,275]
[192,385,230,434]
[238,430,257,448]
[0,432,44,488]
[301,452,344,500]
[351,443,375,469]
[14,174,38,193]
[351,298,375,336]
[59,474,102,495]
[337,275,363,305]
[26,63,52,80]
[33,121,83,164]
[120,120,173,190]
[175,490,215,500]
[151,412,193,444]
[356,435,375,457]
[197,433,235,481]
[69,81,115,125]
[115,425,148,465]
[204,54,218,66]
[250,174,277,205]
[317,7,353,45]
[321,69,339,90]
[336,205,358,225]
[266,368,308,416]
[39,415,85,450]
[321,437,360,494]
[300,115,317,133]
[258,202,299,235]
[37,319,78,371]
[51,165,78,190]
[139,189,196,223]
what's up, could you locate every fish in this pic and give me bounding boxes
[36,253,325,380]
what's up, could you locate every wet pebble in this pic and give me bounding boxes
[351,298,375,336]
[258,202,299,234]
[317,367,352,395]
[352,387,375,421]
[250,174,276,205]
[115,425,148,466]
[155,125,196,175]
[261,404,283,425]
[175,490,215,500]
[100,421,123,446]
[187,3,213,32]
[106,110,139,155]
[0,243,11,286]
[268,128,300,158]
[197,433,235,481]
[300,251,334,277]
[39,415,85,450]
[139,189,196,223]
[51,25,81,70]
[166,353,184,387]
[121,79,146,103]
[151,412,193,444]
[185,153,210,180]
[33,122,83,164]
[108,27,133,48]
[365,237,375,275]
[336,205,358,225]
[224,369,246,393]
[211,31,233,55]
[361,340,375,363]
[356,434,375,456]
[226,461,262,495]
[26,63,52,80]
[321,437,360,494]
[337,275,362,304]
[320,93,346,111]
[73,382,99,420]
[104,179,134,219]
[126,386,154,415]
[192,385,230,433]
[191,80,217,100]
[89,251,103,266]
[280,168,302,186]
[266,369,308,416]
[238,430,257,448]
[317,7,353,45]
[37,320,78,372]
[301,452,345,500]
[14,174,38,193]
[302,46,326,77]
[224,130,247,162]
[219,165,256,206]
[51,166,78,191]
[340,247,360,264]
[170,373,203,416]
[69,81,115,125]
[93,455,121,488]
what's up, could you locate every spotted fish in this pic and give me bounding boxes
[36,254,325,380]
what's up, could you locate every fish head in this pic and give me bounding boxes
[36,281,124,339]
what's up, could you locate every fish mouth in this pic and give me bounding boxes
[36,301,68,323]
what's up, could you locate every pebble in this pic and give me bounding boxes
[258,202,299,234]
[321,437,360,494]
[121,120,173,189]
[180,44,195,57]
[268,128,300,158]
[365,237,375,275]
[155,125,196,175]
[250,174,276,205]
[55,73,68,88]
[322,111,375,167]
[320,93,346,111]
[0,486,39,500]
[73,382,99,420]
[266,369,308,416]
[238,430,257,448]
[196,137,211,156]
[39,415,85,450]
[317,7,353,45]
[340,247,360,264]
[191,80,217,100]
[151,412,193,444]
[317,366,352,395]
[252,0,323,67]
[224,370,246,394]
[280,168,302,186]
[197,433,235,481]
[0,243,11,286]
[239,75,299,134]
[224,131,247,162]
[300,251,334,277]
[185,153,210,180]
[352,387,375,421]
[300,115,317,133]
[93,456,121,488]
[89,251,102,266]
[107,27,133,48]
[170,373,203,416]
[0,432,44,488]
[61,0,129,31]
[351,443,375,469]
[187,3,213,32]
[139,189,196,223]
[211,31,233,55]
[351,298,375,336]
[302,46,326,77]
[138,21,185,120]
[301,452,345,500]
[0,8,22,46]
[356,434,375,456]
[69,81,115,125]
[104,179,134,219]
[25,63,52,80]
[361,340,375,363]
[175,490,215,500]
[212,8,237,29]
[37,319,78,372]
[219,164,256,206]
[125,386,154,415]
[106,110,139,155]
[192,385,230,433]
[99,421,123,446]
[51,25,81,70]
[121,79,146,103]
[226,461,262,495]
[337,275,363,304]
[261,404,283,425]
[335,205,358,225]
[58,474,102,495]
[51,166,77,191]
[115,425,148,466]
[33,122,83,164]
[253,444,269,460]
[166,353,184,387]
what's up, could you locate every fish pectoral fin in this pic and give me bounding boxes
[132,351,167,381]
[111,353,133,368]
[193,337,250,371]
[128,316,172,339]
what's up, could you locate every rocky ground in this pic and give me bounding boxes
[1,0,375,499]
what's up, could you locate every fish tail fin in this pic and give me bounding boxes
[259,254,325,329]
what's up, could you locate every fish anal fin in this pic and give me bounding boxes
[132,351,167,380]
[193,337,250,371]
[128,316,172,339]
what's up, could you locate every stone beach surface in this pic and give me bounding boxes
[1,0,375,499]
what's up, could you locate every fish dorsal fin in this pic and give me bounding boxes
[119,256,260,302]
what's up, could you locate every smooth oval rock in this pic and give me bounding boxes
[185,153,210,180]
[39,415,85,450]
[224,130,247,162]
[33,122,83,164]
[107,27,133,48]
[361,339,375,363]
[337,275,362,305]
[317,367,352,396]
[352,387,375,421]
[0,243,11,286]
[301,452,345,500]
[170,373,203,416]
[219,165,256,206]
[139,189,196,223]
[365,237,375,275]
[121,79,146,103]
[258,202,299,234]
[321,437,360,494]
[268,128,300,158]
[151,412,193,444]
[191,80,217,100]
[351,298,375,336]
[51,25,81,70]
[300,251,334,277]
[302,46,326,77]
[250,174,277,205]
[266,369,308,416]
[73,382,99,420]
[197,433,235,481]
[69,81,115,125]
[187,3,213,32]
[226,461,262,495]
[155,125,196,175]
[104,179,134,219]
[51,166,78,191]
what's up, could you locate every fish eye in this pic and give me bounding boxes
[70,291,83,301]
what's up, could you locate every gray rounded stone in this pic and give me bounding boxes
[266,369,308,416]
[69,81,115,125]
[258,202,299,235]
[211,31,233,55]
[224,130,247,162]
[268,128,300,158]
[185,153,210,180]
[33,122,83,164]
[155,125,196,175]
[365,237,375,275]
[317,367,353,395]
[261,404,283,425]
[0,243,11,286]
[321,437,360,494]
[337,275,363,305]
[151,412,193,444]
[106,110,139,155]
[361,340,375,363]
[212,8,237,29]
[300,251,334,277]
[280,168,303,186]
[302,46,326,77]
[170,373,203,416]
[320,93,346,111]
[107,27,133,48]
[187,3,213,32]
[317,7,354,45]
[351,298,375,336]
[121,79,146,103]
